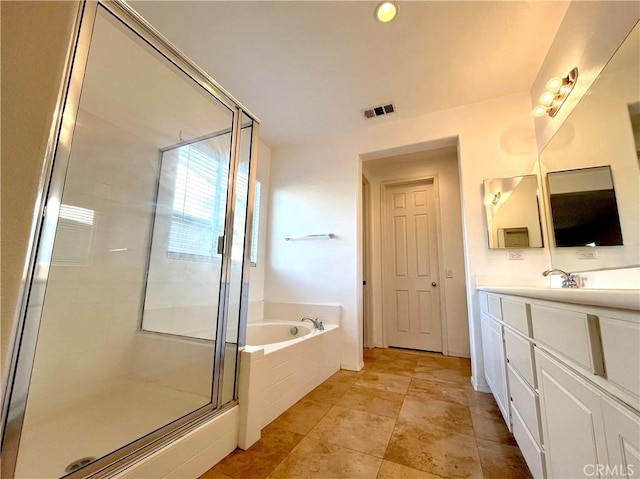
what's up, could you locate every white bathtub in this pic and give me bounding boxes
[238,319,340,448]
[246,320,316,350]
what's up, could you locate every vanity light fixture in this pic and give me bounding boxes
[375,1,399,23]
[533,67,579,118]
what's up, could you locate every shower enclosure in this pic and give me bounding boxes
[1,2,258,477]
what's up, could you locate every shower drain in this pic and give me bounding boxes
[65,457,96,473]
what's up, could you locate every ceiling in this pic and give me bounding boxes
[130,1,570,148]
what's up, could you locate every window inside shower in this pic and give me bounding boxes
[4,4,256,478]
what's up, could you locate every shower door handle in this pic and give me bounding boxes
[217,236,224,255]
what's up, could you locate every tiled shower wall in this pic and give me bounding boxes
[25,110,157,420]
[25,110,218,420]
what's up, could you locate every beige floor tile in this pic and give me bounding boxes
[385,419,483,479]
[269,398,332,435]
[200,469,234,479]
[208,424,303,479]
[368,358,418,377]
[208,349,527,479]
[327,369,365,384]
[416,355,463,370]
[303,379,353,405]
[379,348,425,360]
[413,366,470,385]
[470,406,517,446]
[377,460,446,479]
[364,347,384,361]
[467,390,501,410]
[408,377,470,405]
[268,436,383,479]
[337,384,405,418]
[398,395,474,435]
[477,437,532,479]
[308,405,396,457]
[457,358,472,376]
[357,371,412,394]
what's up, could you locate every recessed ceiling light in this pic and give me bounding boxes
[375,1,399,23]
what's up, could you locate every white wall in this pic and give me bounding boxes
[267,91,549,385]
[362,147,469,357]
[248,140,272,306]
[24,109,159,417]
[530,1,639,284]
[531,1,639,151]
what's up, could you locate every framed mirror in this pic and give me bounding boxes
[539,22,640,272]
[483,175,544,249]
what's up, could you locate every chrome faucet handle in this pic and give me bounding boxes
[301,316,325,330]
[562,274,579,288]
[543,269,579,288]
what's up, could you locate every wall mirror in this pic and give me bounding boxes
[539,22,639,272]
[483,175,544,249]
[547,166,623,248]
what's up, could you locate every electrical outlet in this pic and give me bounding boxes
[445,268,453,278]
[577,249,597,260]
[507,250,525,260]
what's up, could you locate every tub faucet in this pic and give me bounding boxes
[301,316,324,330]
[542,269,579,288]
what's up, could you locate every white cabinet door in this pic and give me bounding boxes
[536,348,609,478]
[602,397,640,479]
[481,312,510,427]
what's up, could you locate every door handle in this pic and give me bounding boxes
[432,282,437,287]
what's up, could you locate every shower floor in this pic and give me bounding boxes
[15,381,209,479]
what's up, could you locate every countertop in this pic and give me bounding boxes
[477,286,640,311]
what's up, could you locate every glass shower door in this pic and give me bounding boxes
[5,4,249,478]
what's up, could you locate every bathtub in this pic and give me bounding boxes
[246,320,317,351]
[238,319,340,448]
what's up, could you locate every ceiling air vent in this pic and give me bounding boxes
[363,102,396,120]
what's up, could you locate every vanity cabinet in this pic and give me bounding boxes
[480,307,510,427]
[601,396,640,477]
[535,348,608,478]
[478,289,639,479]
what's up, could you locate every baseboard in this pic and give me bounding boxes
[471,375,491,393]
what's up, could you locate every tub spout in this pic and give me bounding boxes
[542,269,579,288]
[301,316,324,330]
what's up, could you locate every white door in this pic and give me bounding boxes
[384,180,442,352]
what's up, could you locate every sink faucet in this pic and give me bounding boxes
[301,316,324,330]
[542,269,579,288]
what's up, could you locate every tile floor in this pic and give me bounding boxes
[201,347,532,479]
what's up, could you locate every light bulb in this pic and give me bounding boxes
[546,77,564,92]
[375,1,398,23]
[533,105,548,117]
[539,91,556,106]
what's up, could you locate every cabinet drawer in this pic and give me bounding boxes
[505,328,536,388]
[512,404,546,478]
[599,316,640,400]
[531,304,604,376]
[488,294,502,321]
[479,292,489,313]
[508,364,542,445]
[502,298,531,336]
